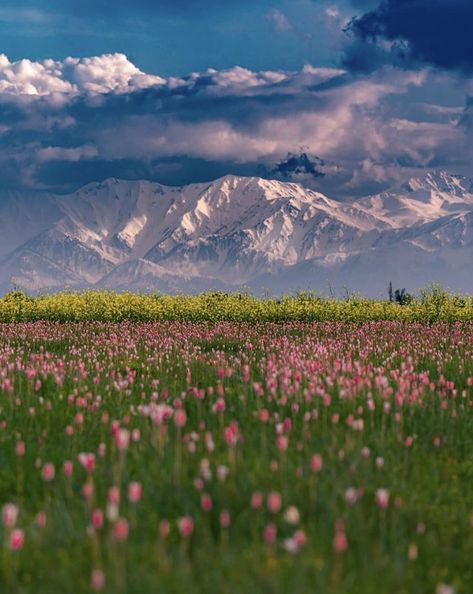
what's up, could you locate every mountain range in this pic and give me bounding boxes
[1,171,473,297]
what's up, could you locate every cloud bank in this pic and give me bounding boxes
[0,51,470,196]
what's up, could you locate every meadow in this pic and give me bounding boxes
[0,314,471,594]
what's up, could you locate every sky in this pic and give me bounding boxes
[1,0,473,196]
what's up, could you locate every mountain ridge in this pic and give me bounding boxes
[2,172,473,296]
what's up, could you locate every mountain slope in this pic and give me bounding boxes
[1,171,473,296]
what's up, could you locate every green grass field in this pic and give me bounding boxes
[0,317,471,593]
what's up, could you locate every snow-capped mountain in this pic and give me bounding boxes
[2,171,473,297]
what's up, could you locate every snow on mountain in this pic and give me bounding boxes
[1,171,473,296]
[359,171,473,227]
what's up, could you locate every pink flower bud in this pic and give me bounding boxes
[213,398,226,413]
[177,516,194,538]
[375,488,390,509]
[78,452,95,473]
[345,488,358,505]
[159,519,170,539]
[333,529,347,554]
[310,454,323,473]
[294,529,307,547]
[82,482,94,500]
[113,518,129,542]
[108,486,120,505]
[220,510,231,528]
[63,460,73,477]
[15,441,25,457]
[201,493,212,513]
[41,463,55,482]
[2,503,18,528]
[91,509,104,530]
[267,491,282,514]
[90,569,105,591]
[174,409,187,428]
[127,482,142,504]
[115,429,130,451]
[35,511,47,529]
[251,491,263,510]
[9,529,24,551]
[263,523,277,545]
[259,409,270,423]
[276,434,288,451]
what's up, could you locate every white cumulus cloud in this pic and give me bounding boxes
[0,53,165,96]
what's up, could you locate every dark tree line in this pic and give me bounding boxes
[388,281,412,305]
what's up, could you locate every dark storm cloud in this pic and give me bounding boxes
[345,0,473,73]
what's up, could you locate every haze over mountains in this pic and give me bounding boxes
[1,171,473,297]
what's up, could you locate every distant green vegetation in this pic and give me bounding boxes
[0,286,472,322]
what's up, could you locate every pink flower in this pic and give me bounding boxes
[194,478,204,491]
[127,482,142,504]
[276,435,288,452]
[90,569,105,591]
[223,423,239,447]
[259,409,270,423]
[82,482,94,500]
[267,491,282,514]
[91,509,104,530]
[333,529,347,554]
[310,454,323,473]
[113,518,129,542]
[251,491,263,510]
[408,543,418,561]
[375,488,390,509]
[41,462,55,482]
[63,461,73,477]
[115,429,130,451]
[9,529,24,551]
[263,523,277,545]
[283,530,306,554]
[174,409,187,428]
[416,522,426,535]
[2,503,18,528]
[293,529,306,547]
[201,493,213,513]
[35,512,47,529]
[108,486,120,505]
[15,441,25,457]
[345,487,358,505]
[213,398,226,413]
[158,519,170,539]
[177,516,194,538]
[220,510,231,528]
[78,452,95,473]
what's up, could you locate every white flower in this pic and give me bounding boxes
[284,506,300,525]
